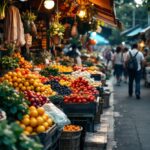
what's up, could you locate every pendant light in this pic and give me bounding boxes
[44,0,55,10]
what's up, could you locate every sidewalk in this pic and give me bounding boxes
[112,79,150,150]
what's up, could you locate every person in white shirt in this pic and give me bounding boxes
[125,43,145,99]
[123,47,129,83]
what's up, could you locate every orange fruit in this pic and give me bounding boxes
[17,78,22,83]
[30,110,38,117]
[19,83,23,88]
[21,86,26,91]
[23,131,30,135]
[37,116,44,125]
[23,114,30,119]
[29,79,34,84]
[13,76,18,82]
[22,118,30,126]
[30,117,38,127]
[20,124,26,129]
[24,81,29,86]
[42,114,48,121]
[43,122,49,130]
[25,126,33,133]
[30,86,34,90]
[37,107,45,115]
[47,118,53,126]
[13,82,18,87]
[44,114,49,120]
[26,86,31,90]
[36,125,45,133]
[29,106,36,111]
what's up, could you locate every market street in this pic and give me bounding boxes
[112,79,150,150]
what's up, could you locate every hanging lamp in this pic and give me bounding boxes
[44,0,55,10]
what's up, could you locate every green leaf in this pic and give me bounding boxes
[10,107,17,114]
[17,113,23,120]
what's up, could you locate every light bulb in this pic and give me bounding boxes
[44,0,55,10]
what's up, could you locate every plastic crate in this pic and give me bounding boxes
[30,124,60,150]
[62,102,97,116]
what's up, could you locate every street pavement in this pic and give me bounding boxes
[112,78,150,150]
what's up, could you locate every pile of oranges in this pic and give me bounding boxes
[63,125,81,132]
[0,68,55,97]
[13,52,32,69]
[17,106,53,135]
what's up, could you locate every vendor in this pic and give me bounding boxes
[66,44,82,66]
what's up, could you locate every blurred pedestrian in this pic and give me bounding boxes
[104,48,113,68]
[112,46,124,86]
[123,47,129,83]
[125,43,145,99]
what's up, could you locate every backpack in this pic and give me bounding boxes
[127,51,138,71]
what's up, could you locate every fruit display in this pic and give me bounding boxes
[71,77,98,95]
[64,94,95,103]
[0,68,55,97]
[0,82,28,121]
[18,106,54,135]
[23,91,49,107]
[63,124,81,132]
[46,80,72,96]
[63,77,98,103]
[50,64,73,73]
[0,56,19,70]
[40,67,59,77]
[13,52,33,69]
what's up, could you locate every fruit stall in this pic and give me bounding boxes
[0,0,117,150]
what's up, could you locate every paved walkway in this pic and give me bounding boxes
[112,79,150,150]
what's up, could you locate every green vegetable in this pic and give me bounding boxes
[40,67,59,77]
[0,56,19,70]
[0,121,43,150]
[0,82,29,122]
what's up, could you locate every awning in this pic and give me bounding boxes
[120,25,140,36]
[89,0,119,27]
[127,27,142,37]
[140,26,150,33]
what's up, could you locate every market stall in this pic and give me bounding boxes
[0,0,116,149]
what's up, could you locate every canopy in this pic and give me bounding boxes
[127,27,142,37]
[90,32,109,45]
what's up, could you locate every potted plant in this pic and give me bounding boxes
[0,0,7,20]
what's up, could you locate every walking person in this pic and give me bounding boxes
[125,43,145,99]
[123,47,129,83]
[112,46,124,86]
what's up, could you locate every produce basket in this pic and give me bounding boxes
[59,126,83,150]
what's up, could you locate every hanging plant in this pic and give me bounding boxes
[0,0,7,20]
[48,21,65,39]
[22,10,37,35]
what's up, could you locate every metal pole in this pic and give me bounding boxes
[148,11,150,26]
[132,8,135,27]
